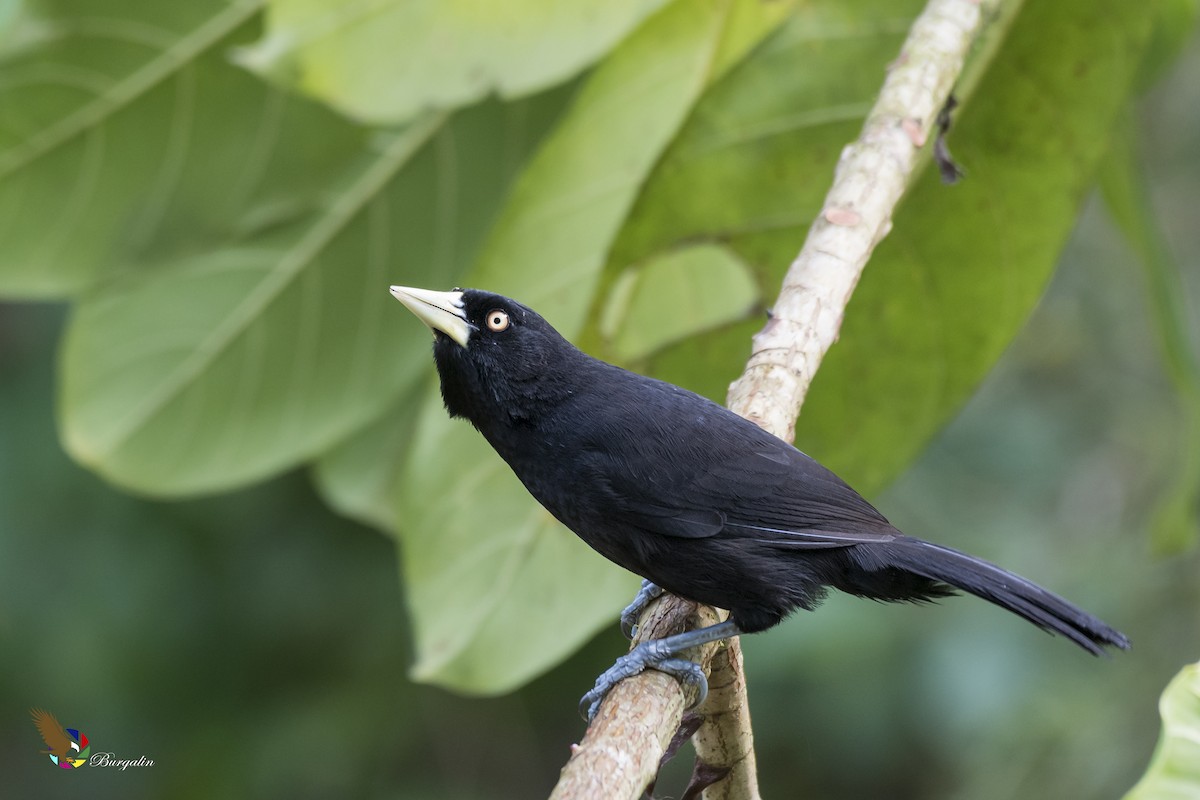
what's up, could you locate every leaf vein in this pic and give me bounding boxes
[93,116,444,457]
[0,0,263,178]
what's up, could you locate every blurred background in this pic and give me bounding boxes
[1,17,1198,800]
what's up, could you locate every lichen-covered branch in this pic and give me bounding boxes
[550,1,996,797]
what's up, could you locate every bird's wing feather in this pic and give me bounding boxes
[30,708,72,752]
[577,382,897,546]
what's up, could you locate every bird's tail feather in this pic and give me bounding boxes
[876,539,1129,655]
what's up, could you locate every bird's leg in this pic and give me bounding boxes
[620,579,665,638]
[579,619,742,721]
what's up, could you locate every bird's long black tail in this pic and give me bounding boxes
[868,538,1130,655]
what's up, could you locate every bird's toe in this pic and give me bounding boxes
[578,640,710,722]
[619,580,664,639]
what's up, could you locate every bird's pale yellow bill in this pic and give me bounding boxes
[389,286,473,348]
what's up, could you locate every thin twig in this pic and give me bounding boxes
[550,1,996,797]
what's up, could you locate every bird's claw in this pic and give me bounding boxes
[578,685,607,722]
[620,579,664,639]
[619,610,638,640]
[578,644,708,722]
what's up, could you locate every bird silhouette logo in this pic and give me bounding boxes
[30,708,90,769]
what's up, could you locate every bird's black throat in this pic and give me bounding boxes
[432,328,583,440]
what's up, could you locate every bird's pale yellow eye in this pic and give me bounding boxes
[486,310,510,332]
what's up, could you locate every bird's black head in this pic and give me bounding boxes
[389,286,583,430]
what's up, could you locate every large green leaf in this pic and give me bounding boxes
[0,0,27,51]
[1132,0,1199,89]
[0,0,298,298]
[624,0,1155,497]
[61,84,573,495]
[791,0,1155,491]
[311,378,426,532]
[575,0,923,366]
[393,0,793,693]
[598,2,921,281]
[236,0,670,123]
[1125,662,1200,800]
[60,118,436,493]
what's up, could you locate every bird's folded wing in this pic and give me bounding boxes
[584,429,898,546]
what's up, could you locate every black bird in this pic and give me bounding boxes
[390,286,1129,720]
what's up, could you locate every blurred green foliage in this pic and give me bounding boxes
[1,0,1199,797]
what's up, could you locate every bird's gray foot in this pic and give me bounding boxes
[578,619,742,722]
[579,647,706,722]
[620,579,665,638]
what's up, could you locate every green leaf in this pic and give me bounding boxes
[310,379,427,532]
[60,119,438,493]
[0,0,288,298]
[631,0,1155,497]
[395,0,793,693]
[600,2,920,277]
[236,0,670,123]
[600,243,759,362]
[469,0,794,334]
[796,0,1156,492]
[1125,662,1200,800]
[61,85,572,495]
[0,0,26,51]
[1133,0,1199,89]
